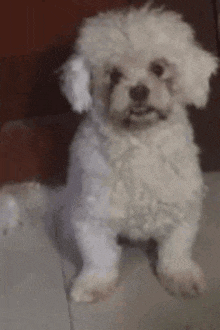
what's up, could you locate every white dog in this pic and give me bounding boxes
[0,4,218,303]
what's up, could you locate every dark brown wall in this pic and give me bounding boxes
[0,0,219,185]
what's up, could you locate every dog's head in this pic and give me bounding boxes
[60,5,218,126]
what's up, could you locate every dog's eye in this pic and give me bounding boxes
[150,63,164,77]
[109,68,123,85]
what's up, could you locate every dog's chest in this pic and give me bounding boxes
[107,126,202,236]
[110,128,199,203]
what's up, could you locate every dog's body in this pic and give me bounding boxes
[60,4,218,302]
[0,4,218,303]
[70,105,203,242]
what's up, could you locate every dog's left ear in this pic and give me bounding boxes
[179,44,218,108]
[60,55,92,113]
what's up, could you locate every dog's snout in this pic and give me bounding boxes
[129,85,149,102]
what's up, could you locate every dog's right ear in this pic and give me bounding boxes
[60,55,92,113]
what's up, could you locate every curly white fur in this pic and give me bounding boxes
[0,4,218,303]
[60,4,218,302]
[61,55,92,112]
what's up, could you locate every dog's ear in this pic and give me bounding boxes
[177,45,218,108]
[60,55,92,113]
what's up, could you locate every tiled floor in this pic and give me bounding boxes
[1,173,220,329]
[0,222,70,330]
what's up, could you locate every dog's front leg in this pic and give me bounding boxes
[71,219,122,303]
[157,220,205,299]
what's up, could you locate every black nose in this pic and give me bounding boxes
[129,84,149,102]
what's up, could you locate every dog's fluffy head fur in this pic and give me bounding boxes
[61,4,218,126]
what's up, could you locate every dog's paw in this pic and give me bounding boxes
[157,259,206,299]
[71,268,119,303]
[0,193,20,236]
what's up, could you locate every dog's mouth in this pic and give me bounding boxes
[129,106,156,117]
[125,105,169,125]
[110,104,170,128]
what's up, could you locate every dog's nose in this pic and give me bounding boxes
[129,84,149,102]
